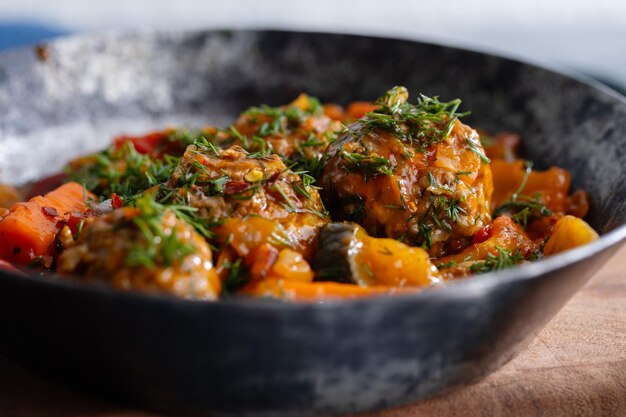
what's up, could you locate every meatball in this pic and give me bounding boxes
[57,201,220,300]
[163,143,329,258]
[229,94,342,171]
[320,87,493,257]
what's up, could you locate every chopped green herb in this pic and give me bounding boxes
[126,195,197,268]
[466,138,491,164]
[65,141,180,202]
[437,260,458,269]
[469,246,525,274]
[340,150,394,179]
[354,87,470,150]
[493,161,552,229]
[273,183,297,212]
[221,258,250,295]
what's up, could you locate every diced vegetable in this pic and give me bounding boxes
[491,159,570,214]
[0,182,95,264]
[481,132,520,161]
[436,216,536,277]
[268,249,314,282]
[113,131,168,155]
[543,215,599,256]
[216,216,292,258]
[322,103,345,121]
[240,278,414,301]
[314,222,440,287]
[345,101,378,120]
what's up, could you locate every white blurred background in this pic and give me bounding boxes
[1,0,626,92]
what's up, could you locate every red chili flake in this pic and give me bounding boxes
[41,206,58,218]
[111,193,124,209]
[66,212,87,235]
[472,224,493,244]
[267,172,281,183]
[113,132,166,155]
[223,181,250,195]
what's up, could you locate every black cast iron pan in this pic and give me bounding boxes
[0,30,625,417]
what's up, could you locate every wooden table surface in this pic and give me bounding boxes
[1,245,625,417]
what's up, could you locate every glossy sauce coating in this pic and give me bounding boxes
[58,207,221,300]
[0,87,600,301]
[166,144,329,259]
[321,90,493,257]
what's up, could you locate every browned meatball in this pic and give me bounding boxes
[320,87,493,257]
[163,143,329,258]
[57,202,220,300]
[229,94,342,170]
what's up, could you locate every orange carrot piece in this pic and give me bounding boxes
[240,278,417,301]
[346,101,378,120]
[0,182,95,264]
[482,132,521,161]
[490,159,571,214]
[323,103,345,121]
[435,216,536,266]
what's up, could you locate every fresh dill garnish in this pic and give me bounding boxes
[273,183,297,212]
[65,140,180,202]
[465,138,491,164]
[194,136,221,157]
[437,260,458,269]
[287,155,325,181]
[73,219,86,241]
[291,180,312,200]
[268,225,293,248]
[221,258,250,295]
[361,263,374,278]
[241,95,323,139]
[298,133,326,149]
[493,161,552,228]
[126,195,197,268]
[409,194,467,249]
[418,222,433,249]
[155,185,223,241]
[340,150,394,179]
[469,246,525,274]
[353,86,470,150]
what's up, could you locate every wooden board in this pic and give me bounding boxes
[1,244,625,417]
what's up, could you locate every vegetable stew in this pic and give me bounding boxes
[0,87,599,301]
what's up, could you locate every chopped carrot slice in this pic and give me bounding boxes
[240,278,417,301]
[0,182,95,264]
[346,101,378,120]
